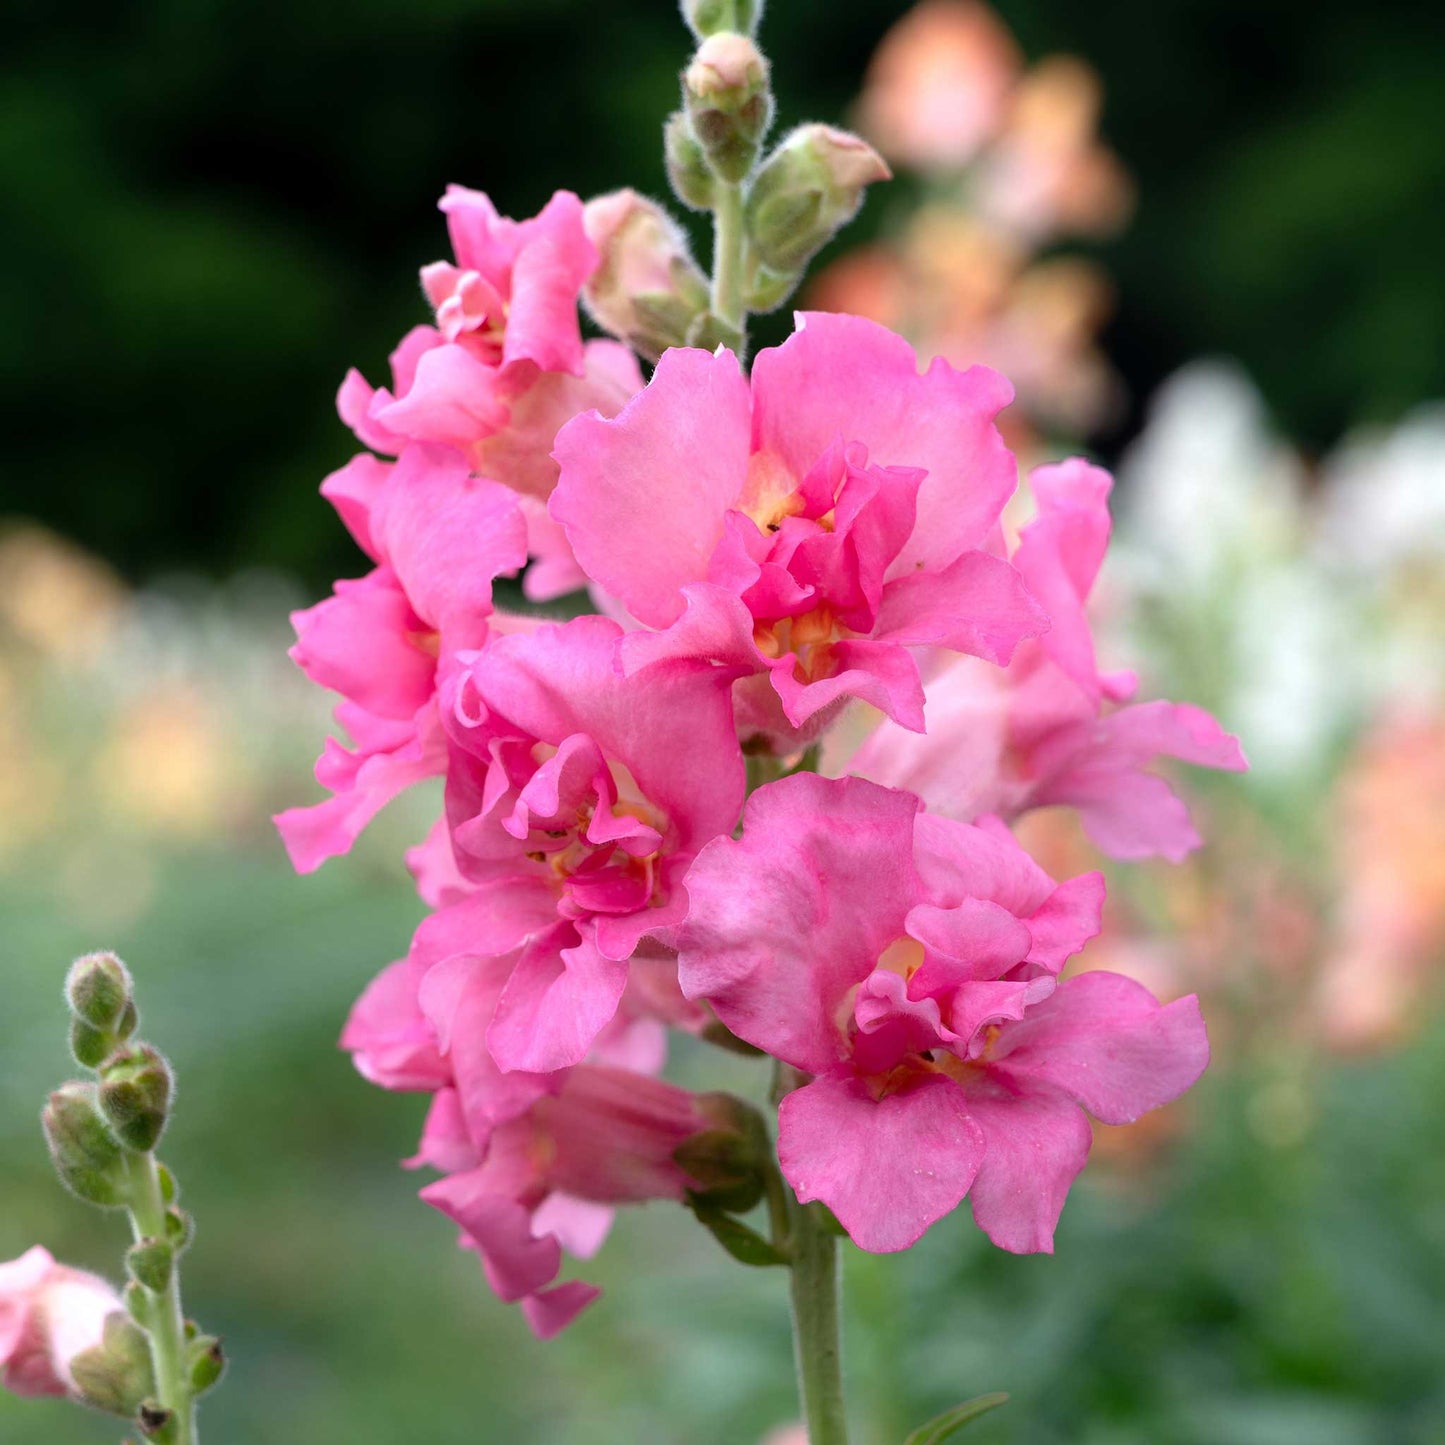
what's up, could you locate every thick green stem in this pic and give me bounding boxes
[786,1193,849,1445]
[128,1153,196,1443]
[710,180,748,343]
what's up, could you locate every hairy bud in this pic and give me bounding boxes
[673,1092,772,1213]
[582,190,710,361]
[680,0,763,40]
[66,952,135,1032]
[43,1082,131,1208]
[745,124,891,274]
[664,111,715,211]
[683,33,773,182]
[99,1046,173,1153]
[68,1312,156,1417]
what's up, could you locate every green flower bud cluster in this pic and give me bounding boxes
[664,7,889,343]
[40,953,222,1442]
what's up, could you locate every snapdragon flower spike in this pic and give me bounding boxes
[840,459,1247,860]
[440,614,746,1073]
[339,187,643,599]
[677,773,1209,1254]
[275,444,528,872]
[550,312,1047,748]
[0,1248,120,1399]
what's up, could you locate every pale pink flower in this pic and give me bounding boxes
[551,313,1046,748]
[0,1247,120,1399]
[274,444,528,872]
[338,188,643,599]
[437,614,746,1072]
[838,459,1246,860]
[677,774,1208,1254]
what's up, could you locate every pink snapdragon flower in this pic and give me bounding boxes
[340,188,643,598]
[837,459,1246,860]
[275,444,528,872]
[1,1248,120,1399]
[677,774,1208,1253]
[438,614,746,1073]
[341,912,726,1340]
[550,313,1047,746]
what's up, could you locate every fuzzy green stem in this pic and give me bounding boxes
[710,180,748,342]
[128,1153,196,1443]
[787,1193,849,1445]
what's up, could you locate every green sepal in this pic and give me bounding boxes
[187,1334,226,1395]
[127,1238,175,1293]
[904,1392,1011,1444]
[685,1194,788,1267]
[137,1401,179,1442]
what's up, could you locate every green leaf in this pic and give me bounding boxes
[904,1392,1010,1444]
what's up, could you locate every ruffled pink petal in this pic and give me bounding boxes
[520,1280,601,1339]
[1021,871,1106,973]
[340,955,449,1092]
[320,453,391,560]
[751,313,1017,574]
[530,1194,614,1260]
[778,1072,985,1253]
[370,445,528,641]
[769,638,926,731]
[1013,458,1114,697]
[498,190,595,377]
[988,970,1210,1125]
[550,346,751,628]
[904,898,1033,986]
[288,572,434,720]
[957,1069,1093,1254]
[374,343,510,451]
[874,549,1047,665]
[913,812,1058,919]
[677,774,923,1072]
[420,1176,561,1301]
[487,931,630,1074]
[274,701,444,873]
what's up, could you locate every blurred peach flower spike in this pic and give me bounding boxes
[857,0,1021,170]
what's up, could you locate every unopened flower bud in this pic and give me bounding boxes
[684,33,774,182]
[673,1092,771,1213]
[745,124,891,274]
[681,0,763,40]
[582,190,710,361]
[125,1239,174,1294]
[68,1312,156,1417]
[187,1335,226,1395]
[664,111,715,211]
[43,1082,131,1208]
[66,952,134,1032]
[99,1046,173,1153]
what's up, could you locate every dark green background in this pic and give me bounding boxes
[3,0,1443,586]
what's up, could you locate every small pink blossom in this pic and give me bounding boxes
[436,615,745,1073]
[341,914,724,1340]
[550,312,1046,748]
[837,459,1246,860]
[275,444,528,872]
[0,1247,121,1399]
[338,188,643,599]
[677,773,1208,1253]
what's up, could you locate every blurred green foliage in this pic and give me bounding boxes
[3,840,1445,1442]
[2,0,1443,587]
